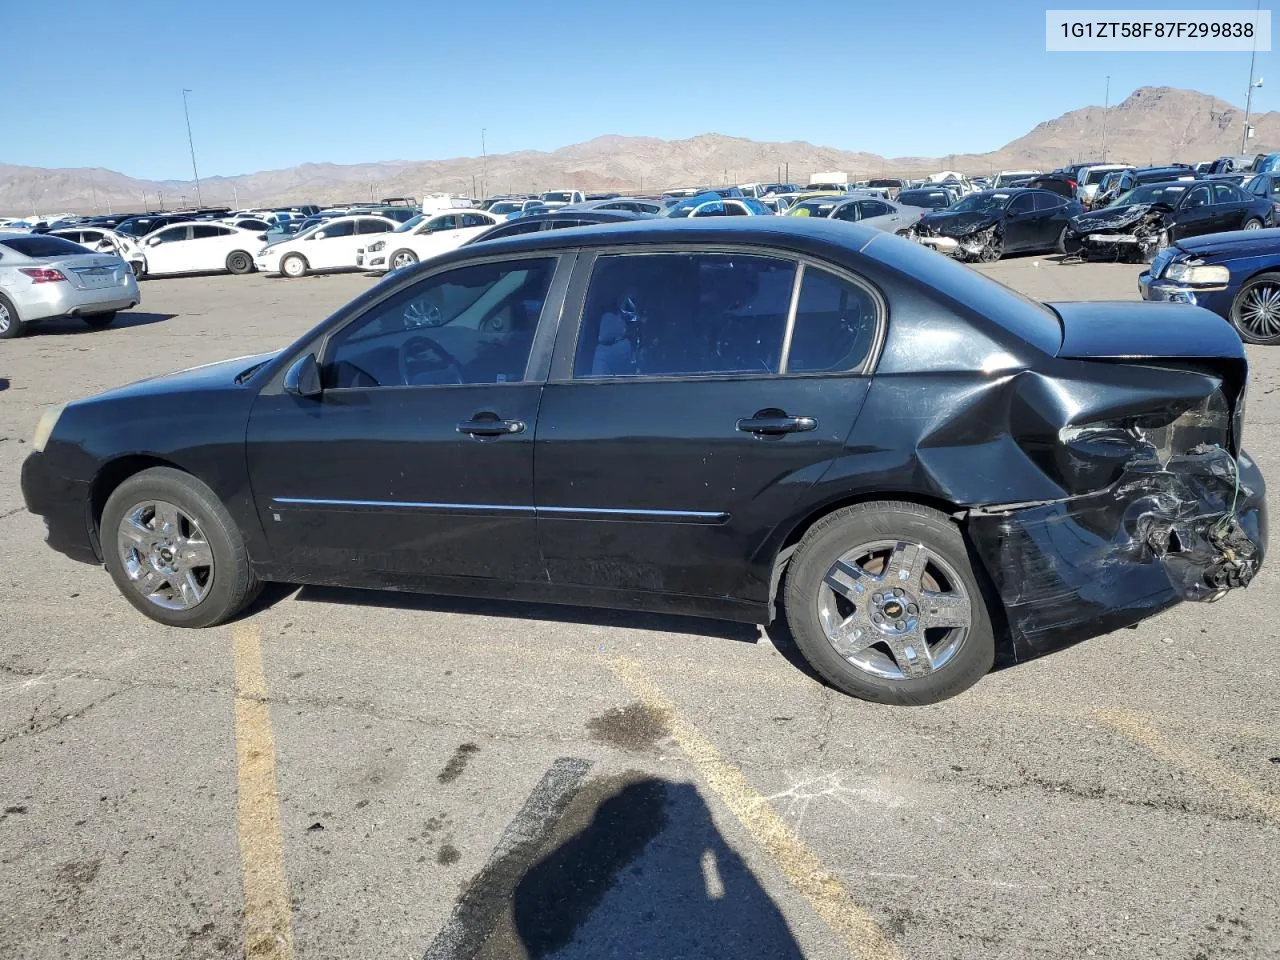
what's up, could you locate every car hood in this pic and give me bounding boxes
[1070,203,1162,231]
[1049,301,1243,361]
[78,352,282,405]
[1174,226,1280,258]
[915,211,999,236]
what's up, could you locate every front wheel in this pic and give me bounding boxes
[783,502,996,705]
[1230,271,1280,344]
[101,467,260,627]
[389,248,418,271]
[280,253,308,278]
[226,250,255,275]
[977,231,1003,262]
[82,311,116,329]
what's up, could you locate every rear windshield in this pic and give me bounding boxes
[898,190,949,207]
[0,235,88,258]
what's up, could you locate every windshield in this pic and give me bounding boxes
[489,201,524,214]
[867,179,899,188]
[1084,167,1121,185]
[541,192,574,203]
[1114,183,1189,207]
[950,192,1011,214]
[0,235,90,258]
[394,214,425,233]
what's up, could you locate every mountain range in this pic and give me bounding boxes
[2,86,1274,215]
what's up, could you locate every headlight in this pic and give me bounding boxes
[367,241,386,252]
[32,403,66,452]
[1164,261,1230,287]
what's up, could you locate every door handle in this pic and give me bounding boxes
[736,414,817,436]
[457,417,525,437]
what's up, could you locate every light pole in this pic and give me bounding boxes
[1243,2,1264,154]
[182,88,204,207]
[481,128,488,198]
[1101,75,1110,162]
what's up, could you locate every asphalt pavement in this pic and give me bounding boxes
[0,255,1276,960]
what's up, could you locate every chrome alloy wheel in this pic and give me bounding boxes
[816,539,972,680]
[391,250,417,270]
[116,500,214,610]
[1238,282,1280,340]
[0,302,10,334]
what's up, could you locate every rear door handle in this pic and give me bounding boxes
[457,417,526,437]
[736,414,817,435]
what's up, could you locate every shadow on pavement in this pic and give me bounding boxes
[429,771,804,960]
[287,583,760,644]
[34,312,176,335]
[0,377,8,392]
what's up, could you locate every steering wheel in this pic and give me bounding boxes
[404,298,442,328]
[399,335,463,385]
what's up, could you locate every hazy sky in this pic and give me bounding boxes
[3,0,1271,178]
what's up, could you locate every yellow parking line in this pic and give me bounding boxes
[1099,708,1280,825]
[232,623,295,960]
[607,656,904,960]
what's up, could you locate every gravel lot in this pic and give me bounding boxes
[1,254,1277,960]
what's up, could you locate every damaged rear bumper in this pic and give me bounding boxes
[966,446,1266,661]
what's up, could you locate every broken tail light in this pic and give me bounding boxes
[1058,390,1231,490]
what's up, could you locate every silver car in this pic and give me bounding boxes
[788,195,931,234]
[0,232,140,338]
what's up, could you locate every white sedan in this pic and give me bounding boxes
[138,222,269,277]
[355,210,500,274]
[256,215,399,277]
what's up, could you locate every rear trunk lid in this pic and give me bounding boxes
[1048,301,1244,362]
[44,254,131,291]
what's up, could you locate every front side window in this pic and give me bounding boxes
[313,220,355,239]
[324,258,556,389]
[151,227,189,244]
[420,216,459,234]
[1183,186,1212,209]
[1007,194,1035,214]
[573,253,797,379]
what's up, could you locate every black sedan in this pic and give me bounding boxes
[1068,179,1274,262]
[465,208,652,244]
[908,188,1083,261]
[21,219,1265,705]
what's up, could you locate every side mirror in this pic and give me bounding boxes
[283,353,322,398]
[147,237,161,246]
[313,231,326,240]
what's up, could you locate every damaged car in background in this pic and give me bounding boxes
[908,188,1082,261]
[19,219,1266,706]
[1067,180,1275,263]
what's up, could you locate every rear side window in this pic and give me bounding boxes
[786,267,878,373]
[192,225,230,238]
[0,235,87,258]
[357,219,392,235]
[1032,192,1064,211]
[1213,183,1240,204]
[574,253,796,379]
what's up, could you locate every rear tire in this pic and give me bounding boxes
[281,253,308,278]
[0,294,22,339]
[783,502,995,705]
[82,311,116,329]
[1243,218,1263,231]
[101,467,260,628]
[226,250,255,275]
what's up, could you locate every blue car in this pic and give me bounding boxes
[1139,227,1280,343]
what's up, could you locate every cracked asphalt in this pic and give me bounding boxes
[1,255,1277,960]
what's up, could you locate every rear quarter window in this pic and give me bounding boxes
[0,236,89,258]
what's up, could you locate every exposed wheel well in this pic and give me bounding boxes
[1235,266,1280,299]
[89,455,183,553]
[766,491,1013,660]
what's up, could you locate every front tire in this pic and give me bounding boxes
[226,250,255,275]
[280,253,308,278]
[1230,271,1280,344]
[101,467,260,627]
[977,230,1004,263]
[82,311,116,329]
[0,294,23,339]
[783,502,995,705]
[389,248,418,271]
